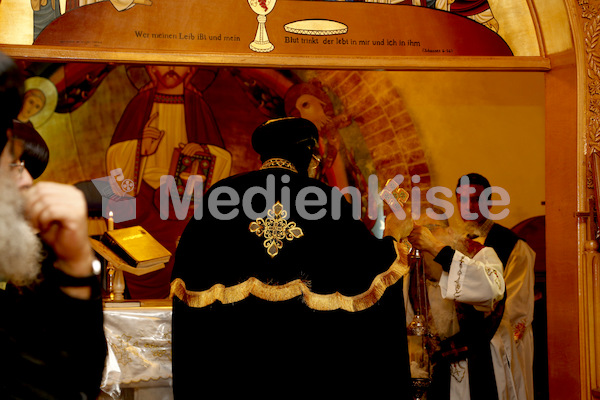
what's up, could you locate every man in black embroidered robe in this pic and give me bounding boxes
[171,117,411,398]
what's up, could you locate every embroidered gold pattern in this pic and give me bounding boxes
[513,319,528,342]
[455,255,465,295]
[249,201,304,258]
[450,361,467,383]
[485,265,502,291]
[260,158,298,173]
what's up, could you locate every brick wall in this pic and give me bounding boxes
[314,70,431,193]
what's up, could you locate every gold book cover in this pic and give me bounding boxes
[102,226,171,268]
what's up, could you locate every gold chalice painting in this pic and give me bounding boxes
[247,0,277,52]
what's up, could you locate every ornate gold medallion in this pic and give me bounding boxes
[260,158,298,173]
[249,201,304,258]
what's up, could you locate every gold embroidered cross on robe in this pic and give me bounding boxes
[249,201,304,258]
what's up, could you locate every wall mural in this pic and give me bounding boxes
[17,62,409,298]
[5,0,514,299]
[26,0,499,47]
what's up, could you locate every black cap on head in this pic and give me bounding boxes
[11,120,49,179]
[252,117,319,174]
[0,52,24,153]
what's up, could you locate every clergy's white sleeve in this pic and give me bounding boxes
[439,247,505,312]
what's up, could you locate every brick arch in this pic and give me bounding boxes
[313,70,431,192]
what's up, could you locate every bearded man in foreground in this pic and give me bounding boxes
[0,52,107,399]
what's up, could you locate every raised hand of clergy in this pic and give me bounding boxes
[408,224,446,257]
[141,112,165,156]
[24,182,95,281]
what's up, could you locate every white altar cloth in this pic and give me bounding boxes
[101,303,173,399]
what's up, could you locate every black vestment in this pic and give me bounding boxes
[0,262,107,399]
[171,167,411,398]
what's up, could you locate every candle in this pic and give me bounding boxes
[108,211,114,231]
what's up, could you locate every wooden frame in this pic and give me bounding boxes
[0,0,550,71]
[0,44,550,71]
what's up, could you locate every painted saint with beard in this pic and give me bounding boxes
[106,65,232,299]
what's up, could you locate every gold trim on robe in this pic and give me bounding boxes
[170,241,409,312]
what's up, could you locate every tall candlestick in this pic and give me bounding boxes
[108,211,114,231]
